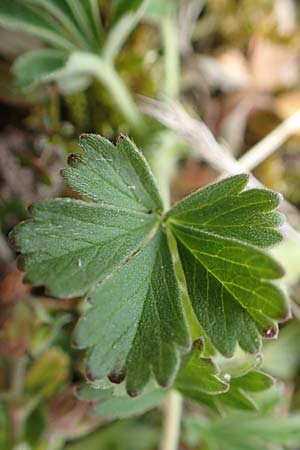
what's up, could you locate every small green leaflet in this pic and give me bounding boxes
[181,363,274,413]
[175,341,229,396]
[13,134,288,396]
[167,174,289,357]
[77,381,167,419]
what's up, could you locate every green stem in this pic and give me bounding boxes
[94,62,144,132]
[150,140,178,210]
[103,0,151,64]
[48,53,144,131]
[161,13,180,100]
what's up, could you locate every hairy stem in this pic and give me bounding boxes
[160,390,183,450]
[94,61,143,131]
[47,52,144,131]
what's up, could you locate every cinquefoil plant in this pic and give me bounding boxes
[12,134,289,417]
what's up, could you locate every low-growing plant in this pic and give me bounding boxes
[12,133,290,424]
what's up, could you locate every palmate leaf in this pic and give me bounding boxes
[13,134,288,398]
[13,134,189,394]
[167,175,289,357]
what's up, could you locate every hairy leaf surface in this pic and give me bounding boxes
[167,174,283,247]
[175,342,229,396]
[76,229,190,395]
[14,199,156,298]
[184,369,273,413]
[63,134,163,212]
[78,383,166,419]
[14,135,288,400]
[168,175,289,356]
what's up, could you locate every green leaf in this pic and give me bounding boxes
[15,134,189,393]
[14,135,287,401]
[75,228,190,395]
[167,174,283,248]
[175,341,229,396]
[81,0,103,48]
[24,405,47,448]
[218,370,274,412]
[25,347,69,398]
[14,199,156,298]
[230,370,274,392]
[0,0,100,52]
[63,0,101,51]
[13,49,68,88]
[111,0,145,24]
[184,369,274,413]
[103,0,148,63]
[78,383,166,419]
[26,0,92,50]
[65,420,160,450]
[184,413,300,450]
[63,134,163,212]
[0,0,76,50]
[263,321,300,380]
[168,175,289,357]
[0,404,10,450]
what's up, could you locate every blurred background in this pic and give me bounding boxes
[1,1,300,449]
